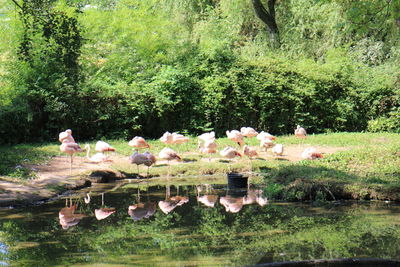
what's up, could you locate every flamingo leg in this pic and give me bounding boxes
[101,193,104,207]
[147,166,150,177]
[70,155,73,173]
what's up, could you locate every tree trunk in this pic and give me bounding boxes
[252,0,280,48]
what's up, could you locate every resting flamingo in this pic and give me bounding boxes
[260,138,275,152]
[272,144,284,156]
[128,136,150,151]
[199,139,217,161]
[95,141,115,154]
[226,130,244,147]
[84,144,112,163]
[256,131,276,141]
[301,147,323,160]
[240,127,258,138]
[159,147,181,176]
[198,131,215,143]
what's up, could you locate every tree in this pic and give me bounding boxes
[251,0,279,47]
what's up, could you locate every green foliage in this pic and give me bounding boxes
[0,0,399,143]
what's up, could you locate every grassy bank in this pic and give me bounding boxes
[0,132,399,201]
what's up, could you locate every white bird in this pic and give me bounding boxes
[226,130,244,146]
[240,127,258,138]
[301,147,323,160]
[84,144,111,163]
[295,125,307,138]
[272,144,284,156]
[199,139,217,160]
[256,131,276,141]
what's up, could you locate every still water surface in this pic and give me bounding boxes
[1,180,400,266]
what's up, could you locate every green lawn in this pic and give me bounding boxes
[1,132,399,201]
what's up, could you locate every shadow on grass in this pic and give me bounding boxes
[263,164,400,201]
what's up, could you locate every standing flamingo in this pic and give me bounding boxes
[260,138,275,152]
[59,198,86,229]
[128,136,150,151]
[295,125,307,138]
[226,130,244,147]
[59,129,76,143]
[220,146,242,172]
[198,131,215,143]
[159,147,181,177]
[129,151,157,177]
[256,131,276,141]
[60,142,83,170]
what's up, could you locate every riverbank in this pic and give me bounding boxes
[0,132,399,206]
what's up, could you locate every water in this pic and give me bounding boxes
[1,180,400,266]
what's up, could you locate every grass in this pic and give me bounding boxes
[1,132,399,201]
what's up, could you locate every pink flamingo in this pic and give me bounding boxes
[295,125,307,138]
[128,136,150,151]
[60,142,83,170]
[301,147,323,160]
[226,130,244,147]
[129,151,156,177]
[240,127,258,138]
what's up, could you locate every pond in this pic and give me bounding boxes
[0,178,400,266]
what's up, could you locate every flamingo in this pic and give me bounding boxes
[171,132,189,144]
[220,146,242,172]
[198,131,215,143]
[160,131,174,145]
[256,131,276,141]
[243,145,258,159]
[158,185,188,214]
[219,195,244,213]
[260,138,275,152]
[59,198,85,229]
[128,202,156,221]
[159,147,181,162]
[60,142,83,170]
[95,193,116,220]
[301,147,323,160]
[95,141,115,153]
[84,144,112,163]
[59,129,76,143]
[196,185,218,208]
[128,136,150,151]
[199,139,217,161]
[129,151,157,177]
[226,130,244,147]
[272,144,284,156]
[240,127,258,138]
[295,125,307,138]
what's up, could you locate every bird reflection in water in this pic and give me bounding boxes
[196,184,218,208]
[95,193,116,220]
[128,187,156,221]
[59,198,86,230]
[158,185,189,214]
[220,187,268,213]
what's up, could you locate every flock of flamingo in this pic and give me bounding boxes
[58,125,323,175]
